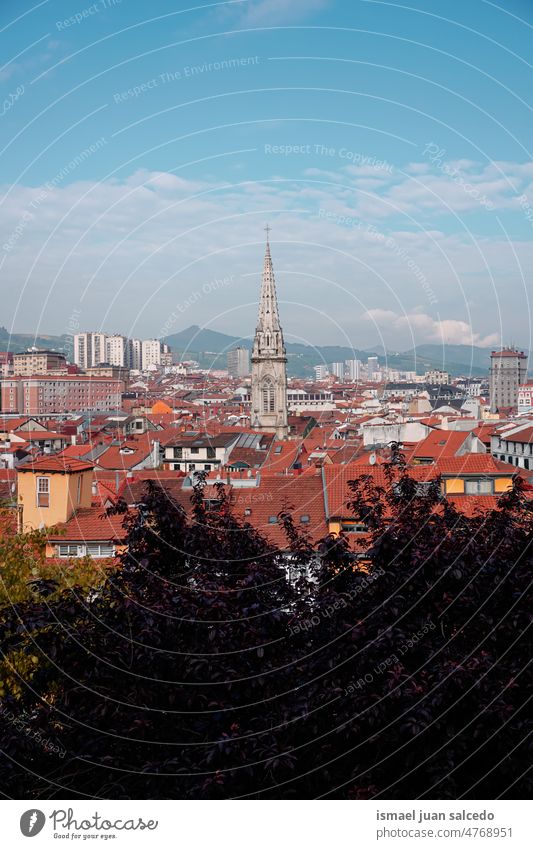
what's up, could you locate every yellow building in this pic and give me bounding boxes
[17,456,94,531]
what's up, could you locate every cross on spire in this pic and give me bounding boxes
[264,223,271,240]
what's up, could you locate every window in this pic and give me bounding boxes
[190,447,199,454]
[206,447,216,459]
[36,476,50,507]
[262,378,275,413]
[57,543,84,557]
[188,463,196,471]
[268,516,277,524]
[173,463,180,471]
[340,522,368,534]
[465,479,493,495]
[77,475,82,504]
[300,514,310,524]
[204,464,211,472]
[173,447,182,458]
[87,543,115,558]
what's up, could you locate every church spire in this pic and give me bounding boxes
[254,226,285,355]
[250,228,288,439]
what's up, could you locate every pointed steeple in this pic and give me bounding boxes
[253,226,285,357]
[250,227,288,439]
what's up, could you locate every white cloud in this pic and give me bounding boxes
[363,309,501,348]
[235,0,331,25]
[0,162,529,347]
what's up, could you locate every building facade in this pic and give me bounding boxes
[13,350,66,376]
[250,233,288,439]
[1,375,124,414]
[489,348,528,412]
[425,369,450,385]
[227,346,250,378]
[105,335,130,368]
[141,339,162,369]
[130,338,142,370]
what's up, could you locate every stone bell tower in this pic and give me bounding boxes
[250,227,288,439]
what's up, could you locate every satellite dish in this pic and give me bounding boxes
[369,452,377,466]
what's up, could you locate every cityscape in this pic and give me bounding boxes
[0,0,531,833]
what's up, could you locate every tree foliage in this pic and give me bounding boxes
[0,468,531,799]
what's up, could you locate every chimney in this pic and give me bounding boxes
[91,481,98,497]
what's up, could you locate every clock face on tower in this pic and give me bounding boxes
[251,231,288,439]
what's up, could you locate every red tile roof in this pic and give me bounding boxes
[47,507,126,542]
[18,456,94,474]
[409,429,471,460]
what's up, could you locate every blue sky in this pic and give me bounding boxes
[0,0,532,353]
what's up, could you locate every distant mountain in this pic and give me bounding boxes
[164,325,498,378]
[0,327,70,354]
[164,325,244,354]
[0,323,503,379]
[401,344,493,372]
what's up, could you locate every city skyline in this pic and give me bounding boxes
[0,0,531,351]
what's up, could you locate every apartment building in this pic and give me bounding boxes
[13,350,66,376]
[105,335,130,368]
[130,338,142,370]
[489,347,528,412]
[141,339,162,369]
[227,347,250,378]
[1,375,124,415]
[164,433,239,472]
[73,332,108,368]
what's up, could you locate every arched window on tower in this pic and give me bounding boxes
[262,377,275,413]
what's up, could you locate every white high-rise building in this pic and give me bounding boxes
[227,347,250,378]
[130,339,142,370]
[314,364,329,381]
[141,339,162,370]
[73,333,92,369]
[330,362,345,380]
[367,356,379,379]
[91,332,107,366]
[345,359,361,381]
[106,335,130,367]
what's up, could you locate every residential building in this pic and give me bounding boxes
[17,455,94,531]
[425,369,450,385]
[491,422,533,469]
[164,433,239,472]
[314,365,329,381]
[91,332,108,366]
[106,335,130,368]
[517,383,533,414]
[13,350,67,376]
[250,230,288,439]
[141,339,162,369]
[0,375,124,414]
[345,359,361,381]
[85,365,129,383]
[0,352,13,377]
[130,338,142,370]
[73,333,92,370]
[330,362,345,380]
[227,346,250,378]
[489,347,528,412]
[367,356,379,379]
[73,332,108,368]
